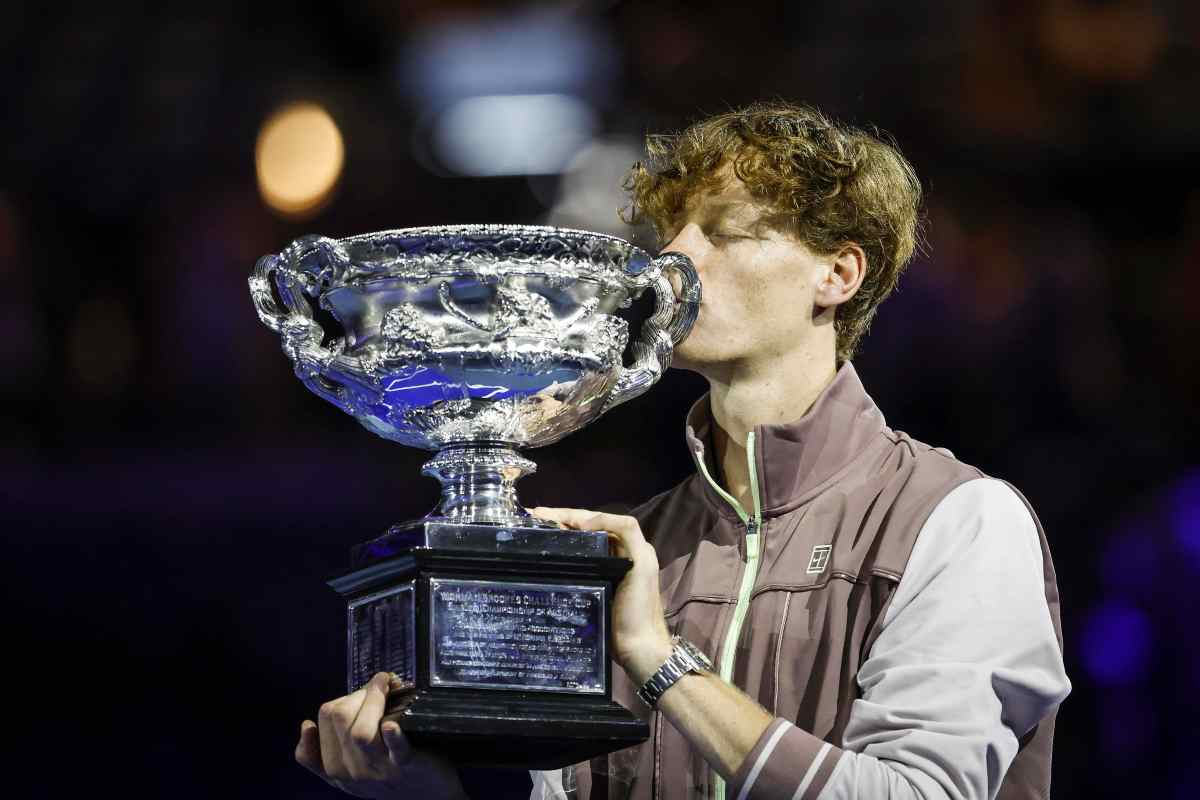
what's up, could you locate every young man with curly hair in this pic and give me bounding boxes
[295,101,1071,800]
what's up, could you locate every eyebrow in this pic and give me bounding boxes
[670,199,757,227]
[692,199,754,216]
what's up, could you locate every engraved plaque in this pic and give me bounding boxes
[347,583,415,693]
[429,578,605,694]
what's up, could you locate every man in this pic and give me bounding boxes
[295,101,1071,800]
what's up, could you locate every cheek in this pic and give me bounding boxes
[736,272,802,320]
[742,281,817,347]
[762,283,812,319]
[687,275,758,337]
[697,277,752,330]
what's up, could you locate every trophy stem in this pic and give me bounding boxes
[421,443,542,526]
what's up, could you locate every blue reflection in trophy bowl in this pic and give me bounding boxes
[250,224,699,526]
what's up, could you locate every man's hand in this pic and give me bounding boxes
[295,672,468,799]
[530,507,673,684]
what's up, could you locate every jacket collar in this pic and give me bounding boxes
[683,360,886,518]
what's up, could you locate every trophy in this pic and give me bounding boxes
[249,225,700,769]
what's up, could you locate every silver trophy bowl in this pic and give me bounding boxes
[249,225,700,530]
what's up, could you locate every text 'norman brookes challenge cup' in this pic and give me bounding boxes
[249,225,700,769]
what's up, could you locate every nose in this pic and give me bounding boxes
[660,223,707,298]
[661,222,708,261]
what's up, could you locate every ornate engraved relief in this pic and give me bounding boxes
[590,315,630,364]
[298,224,647,294]
[249,226,700,456]
[491,283,558,337]
[381,304,446,350]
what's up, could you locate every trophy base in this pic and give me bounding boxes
[349,518,610,568]
[328,520,650,770]
[386,688,646,769]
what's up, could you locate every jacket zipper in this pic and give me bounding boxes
[692,430,763,800]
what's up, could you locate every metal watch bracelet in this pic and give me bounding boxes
[636,635,714,708]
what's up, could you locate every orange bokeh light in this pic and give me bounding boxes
[255,101,345,219]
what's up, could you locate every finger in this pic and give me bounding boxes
[531,507,653,565]
[532,508,646,544]
[529,506,588,529]
[295,720,326,777]
[348,672,392,756]
[530,506,598,529]
[318,693,360,779]
[577,511,649,558]
[606,530,632,559]
[380,719,413,765]
[331,684,370,748]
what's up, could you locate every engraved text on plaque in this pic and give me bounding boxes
[429,578,605,693]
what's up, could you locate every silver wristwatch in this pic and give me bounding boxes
[636,635,713,708]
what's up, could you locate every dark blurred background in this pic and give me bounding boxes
[3,0,1198,797]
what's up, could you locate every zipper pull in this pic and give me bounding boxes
[743,518,759,562]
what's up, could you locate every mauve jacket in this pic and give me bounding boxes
[557,360,1067,800]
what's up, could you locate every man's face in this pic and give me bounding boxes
[659,173,833,375]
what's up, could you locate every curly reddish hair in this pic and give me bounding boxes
[622,100,925,364]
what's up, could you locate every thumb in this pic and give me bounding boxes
[381,721,412,763]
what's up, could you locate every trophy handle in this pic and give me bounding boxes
[601,251,700,415]
[249,239,362,413]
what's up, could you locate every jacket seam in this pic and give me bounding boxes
[856,471,988,668]
[653,709,663,800]
[749,568,903,598]
[772,591,792,715]
[664,595,732,618]
[662,568,906,620]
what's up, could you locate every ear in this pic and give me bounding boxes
[814,243,867,310]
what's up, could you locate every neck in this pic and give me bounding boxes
[705,348,838,513]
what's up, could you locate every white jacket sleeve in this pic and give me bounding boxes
[815,477,1071,800]
[529,769,569,800]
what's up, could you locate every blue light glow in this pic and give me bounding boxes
[1169,469,1200,570]
[1080,600,1152,686]
[433,94,596,176]
[399,10,617,105]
